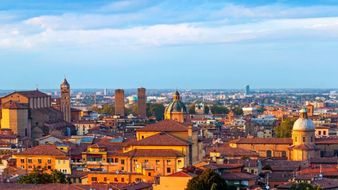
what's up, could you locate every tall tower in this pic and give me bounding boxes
[291,108,316,161]
[60,78,71,122]
[137,88,147,119]
[115,89,125,117]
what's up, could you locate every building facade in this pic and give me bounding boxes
[115,89,125,117]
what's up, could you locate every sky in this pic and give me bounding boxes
[1,0,338,90]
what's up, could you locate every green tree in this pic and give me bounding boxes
[231,106,243,116]
[188,104,196,114]
[18,169,68,184]
[94,104,115,115]
[204,106,210,114]
[210,105,229,114]
[290,182,321,190]
[146,103,165,121]
[275,118,296,138]
[186,169,227,190]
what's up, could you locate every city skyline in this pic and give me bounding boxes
[1,0,338,89]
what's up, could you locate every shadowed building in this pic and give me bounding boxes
[115,89,125,117]
[137,87,147,119]
[60,78,71,122]
[0,90,75,144]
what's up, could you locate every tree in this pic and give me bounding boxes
[146,103,165,121]
[188,104,196,114]
[275,118,296,138]
[231,106,243,116]
[204,106,210,114]
[93,104,115,115]
[290,182,321,190]
[18,169,68,184]
[210,105,229,114]
[186,169,227,190]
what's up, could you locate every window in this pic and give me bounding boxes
[121,166,125,171]
[121,178,124,183]
[166,160,171,165]
[28,159,32,163]
[166,167,171,174]
[266,150,272,158]
[311,137,313,142]
[148,172,151,176]
[47,166,51,169]
[28,166,32,169]
[114,177,118,182]
[104,177,107,182]
[38,159,42,164]
[323,131,326,135]
[114,158,119,163]
[47,159,51,164]
[318,131,322,135]
[20,159,25,163]
[144,159,148,163]
[134,159,137,163]
[282,151,287,158]
[91,177,97,182]
[142,136,144,139]
[302,137,306,143]
[121,159,125,165]
[156,160,160,165]
[178,160,182,164]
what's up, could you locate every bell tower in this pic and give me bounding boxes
[60,78,71,122]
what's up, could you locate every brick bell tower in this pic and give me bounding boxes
[60,78,71,122]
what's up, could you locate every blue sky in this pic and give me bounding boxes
[1,0,338,89]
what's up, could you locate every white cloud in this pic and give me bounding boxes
[2,3,338,50]
[1,17,338,50]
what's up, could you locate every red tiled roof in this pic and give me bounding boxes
[209,144,259,157]
[205,163,243,170]
[315,137,338,145]
[124,149,185,157]
[14,145,66,157]
[222,172,258,180]
[130,132,190,146]
[16,90,49,98]
[138,120,192,132]
[168,171,195,177]
[1,101,28,109]
[232,138,292,145]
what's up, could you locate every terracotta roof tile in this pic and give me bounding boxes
[138,120,194,132]
[15,145,66,157]
[232,138,292,144]
[130,133,190,146]
[123,149,185,157]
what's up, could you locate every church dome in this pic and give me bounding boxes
[293,108,315,131]
[165,91,187,113]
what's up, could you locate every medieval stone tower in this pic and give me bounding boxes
[60,78,71,122]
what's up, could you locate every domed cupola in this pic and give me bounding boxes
[164,91,189,123]
[165,91,187,113]
[293,108,315,131]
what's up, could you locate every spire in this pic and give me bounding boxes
[61,78,70,88]
[299,107,308,119]
[173,91,180,101]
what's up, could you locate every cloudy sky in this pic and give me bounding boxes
[1,0,338,89]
